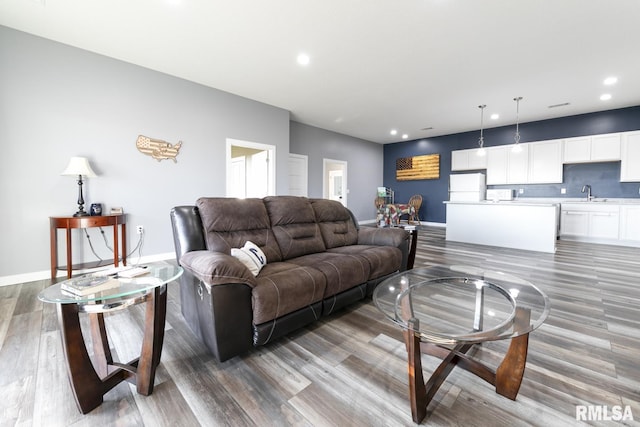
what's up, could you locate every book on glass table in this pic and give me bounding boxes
[60,276,120,297]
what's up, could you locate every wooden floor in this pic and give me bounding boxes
[1,227,639,426]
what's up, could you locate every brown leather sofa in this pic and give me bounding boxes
[170,196,409,362]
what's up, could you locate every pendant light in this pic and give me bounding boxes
[477,104,487,156]
[512,96,523,153]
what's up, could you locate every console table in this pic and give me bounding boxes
[50,214,127,280]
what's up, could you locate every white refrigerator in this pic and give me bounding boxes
[449,173,486,201]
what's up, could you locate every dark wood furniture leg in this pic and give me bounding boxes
[121,223,127,266]
[495,308,531,399]
[407,229,418,270]
[56,288,167,413]
[65,227,73,279]
[136,285,167,395]
[405,319,427,423]
[404,307,533,424]
[50,223,57,280]
[57,304,127,414]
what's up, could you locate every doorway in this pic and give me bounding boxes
[323,158,348,206]
[226,139,276,198]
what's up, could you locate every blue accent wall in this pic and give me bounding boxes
[383,106,640,224]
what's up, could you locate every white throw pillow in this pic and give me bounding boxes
[231,241,267,276]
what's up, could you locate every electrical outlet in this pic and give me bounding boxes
[136,225,144,234]
[561,188,566,194]
[518,188,524,194]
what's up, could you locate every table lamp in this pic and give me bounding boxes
[61,157,97,217]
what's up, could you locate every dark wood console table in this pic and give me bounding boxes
[50,214,127,280]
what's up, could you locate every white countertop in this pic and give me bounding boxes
[444,200,559,207]
[445,197,640,205]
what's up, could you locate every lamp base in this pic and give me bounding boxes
[73,210,90,217]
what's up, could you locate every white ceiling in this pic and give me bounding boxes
[2,0,640,143]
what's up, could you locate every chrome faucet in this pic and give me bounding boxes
[581,184,593,201]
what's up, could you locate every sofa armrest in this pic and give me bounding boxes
[358,227,408,247]
[180,250,258,288]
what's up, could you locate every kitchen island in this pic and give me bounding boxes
[445,201,560,253]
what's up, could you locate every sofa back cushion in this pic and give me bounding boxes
[196,197,282,262]
[263,196,326,260]
[311,199,359,249]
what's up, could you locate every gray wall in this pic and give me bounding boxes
[290,122,384,221]
[0,26,290,280]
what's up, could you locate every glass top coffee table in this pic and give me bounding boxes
[38,264,183,414]
[373,265,550,423]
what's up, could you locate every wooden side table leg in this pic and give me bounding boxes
[57,304,125,414]
[65,228,73,279]
[121,223,127,266]
[407,229,418,270]
[89,313,113,378]
[495,308,531,399]
[50,224,57,280]
[136,285,168,395]
[113,223,119,268]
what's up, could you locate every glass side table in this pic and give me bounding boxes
[373,265,550,423]
[38,264,183,414]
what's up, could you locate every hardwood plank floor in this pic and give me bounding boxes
[1,226,639,426]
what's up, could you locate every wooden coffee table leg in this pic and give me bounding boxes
[495,307,531,399]
[405,319,427,423]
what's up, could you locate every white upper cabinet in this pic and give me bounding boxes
[563,136,591,163]
[563,133,621,163]
[620,131,640,182]
[451,148,487,171]
[528,139,563,183]
[486,145,529,185]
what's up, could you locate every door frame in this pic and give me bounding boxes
[226,138,276,198]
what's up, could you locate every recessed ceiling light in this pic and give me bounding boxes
[402,134,409,139]
[297,53,310,66]
[490,113,499,120]
[600,93,612,101]
[390,129,398,135]
[603,76,618,85]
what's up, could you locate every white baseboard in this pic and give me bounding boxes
[0,252,176,287]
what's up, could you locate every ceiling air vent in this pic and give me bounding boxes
[421,127,434,131]
[548,102,570,109]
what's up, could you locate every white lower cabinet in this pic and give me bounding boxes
[560,203,620,242]
[560,209,589,237]
[620,205,640,242]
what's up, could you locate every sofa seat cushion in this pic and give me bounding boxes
[252,262,327,325]
[327,245,402,280]
[286,252,370,297]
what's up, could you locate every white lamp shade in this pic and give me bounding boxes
[61,157,97,178]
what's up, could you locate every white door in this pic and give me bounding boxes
[229,156,246,198]
[288,154,308,196]
[248,150,269,198]
[323,158,347,206]
[329,170,343,202]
